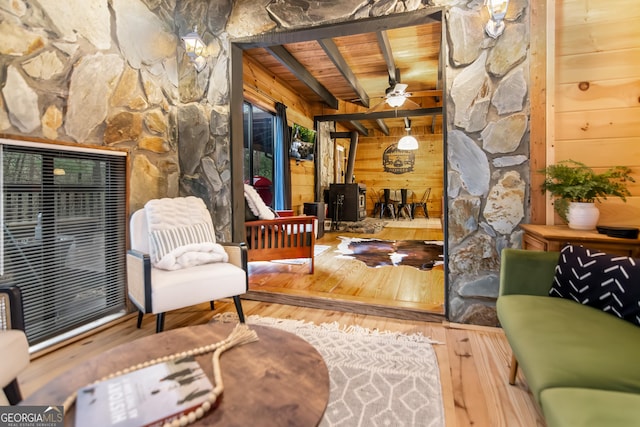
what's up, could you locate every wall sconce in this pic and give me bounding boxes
[398,118,418,150]
[181,26,207,72]
[485,0,509,39]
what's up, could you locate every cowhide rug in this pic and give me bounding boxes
[336,236,444,271]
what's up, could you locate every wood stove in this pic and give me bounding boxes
[328,183,366,222]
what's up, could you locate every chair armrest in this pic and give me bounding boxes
[499,249,560,297]
[245,215,317,227]
[0,286,25,331]
[126,249,152,313]
[220,242,248,271]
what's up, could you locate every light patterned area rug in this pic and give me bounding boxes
[213,314,445,427]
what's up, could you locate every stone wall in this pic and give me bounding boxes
[228,0,531,325]
[0,0,183,226]
[0,0,532,325]
[445,0,530,324]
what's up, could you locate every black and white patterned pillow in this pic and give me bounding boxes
[550,244,640,326]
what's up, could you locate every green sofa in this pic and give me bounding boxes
[497,248,640,427]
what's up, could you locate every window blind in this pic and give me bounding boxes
[0,139,127,348]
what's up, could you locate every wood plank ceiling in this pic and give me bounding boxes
[243,15,443,135]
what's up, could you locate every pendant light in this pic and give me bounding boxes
[397,118,418,150]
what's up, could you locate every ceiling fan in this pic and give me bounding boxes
[385,83,411,107]
[369,81,420,111]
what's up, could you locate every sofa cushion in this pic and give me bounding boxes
[497,294,640,402]
[549,244,640,325]
[541,388,640,427]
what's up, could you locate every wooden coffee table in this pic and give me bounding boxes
[22,323,330,426]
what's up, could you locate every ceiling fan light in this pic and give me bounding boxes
[386,95,406,108]
[398,135,418,150]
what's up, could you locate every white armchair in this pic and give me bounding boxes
[0,285,29,405]
[126,197,247,333]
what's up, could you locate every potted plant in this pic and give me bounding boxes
[540,160,635,230]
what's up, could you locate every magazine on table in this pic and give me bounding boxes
[75,356,213,427]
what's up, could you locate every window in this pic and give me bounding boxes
[0,139,127,350]
[243,102,275,206]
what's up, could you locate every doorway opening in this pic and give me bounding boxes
[229,8,448,321]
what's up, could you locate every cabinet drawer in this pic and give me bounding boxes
[522,234,547,251]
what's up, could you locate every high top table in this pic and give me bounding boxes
[22,322,330,426]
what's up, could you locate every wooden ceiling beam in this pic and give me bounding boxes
[265,45,339,109]
[376,30,397,85]
[375,119,390,136]
[318,38,370,108]
[234,9,442,48]
[349,120,369,136]
[315,106,442,123]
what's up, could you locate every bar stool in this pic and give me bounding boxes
[381,189,396,219]
[397,189,412,220]
[412,188,431,218]
[369,188,383,218]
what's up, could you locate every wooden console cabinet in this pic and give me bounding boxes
[521,224,640,257]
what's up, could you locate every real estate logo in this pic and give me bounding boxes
[0,406,63,427]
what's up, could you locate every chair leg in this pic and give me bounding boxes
[386,203,395,219]
[210,301,215,310]
[233,296,245,323]
[3,379,23,405]
[155,313,165,333]
[508,353,519,385]
[136,310,144,329]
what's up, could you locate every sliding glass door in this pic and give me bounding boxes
[243,102,276,206]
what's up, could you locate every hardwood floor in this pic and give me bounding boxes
[18,300,545,426]
[246,218,446,321]
[17,219,545,425]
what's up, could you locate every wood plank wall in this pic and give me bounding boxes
[290,158,315,214]
[354,122,444,218]
[553,0,640,226]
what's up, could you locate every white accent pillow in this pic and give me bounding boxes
[244,184,275,220]
[144,197,227,270]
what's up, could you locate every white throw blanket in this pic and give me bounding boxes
[152,241,228,271]
[244,184,276,220]
[144,197,228,270]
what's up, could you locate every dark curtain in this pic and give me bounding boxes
[274,102,292,210]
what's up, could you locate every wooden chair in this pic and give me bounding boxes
[127,197,247,333]
[412,188,431,218]
[244,184,317,273]
[0,285,29,405]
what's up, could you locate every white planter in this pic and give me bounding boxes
[567,202,600,230]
